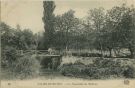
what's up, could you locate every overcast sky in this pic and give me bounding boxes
[1,0,135,33]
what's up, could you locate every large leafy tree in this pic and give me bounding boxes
[14,29,36,50]
[42,1,56,49]
[0,22,36,50]
[54,10,79,50]
[119,5,135,58]
[105,4,135,58]
[87,7,105,56]
[0,22,15,49]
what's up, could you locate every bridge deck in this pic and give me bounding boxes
[16,50,61,57]
[37,54,61,57]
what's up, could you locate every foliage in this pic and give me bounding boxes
[104,4,135,58]
[60,58,135,79]
[1,48,40,79]
[1,22,15,49]
[14,29,36,50]
[42,1,56,49]
[1,47,19,68]
[0,22,36,50]
[54,10,80,50]
[12,55,40,79]
[60,64,86,77]
[87,7,105,56]
[0,22,39,79]
[123,65,135,78]
[41,2,135,58]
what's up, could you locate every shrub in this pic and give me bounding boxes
[74,60,84,65]
[60,64,86,77]
[60,57,135,79]
[123,65,135,78]
[60,66,79,76]
[12,55,40,79]
[93,58,121,67]
[1,47,19,68]
[2,49,41,79]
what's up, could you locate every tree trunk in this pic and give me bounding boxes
[100,43,103,58]
[109,48,112,57]
[65,27,69,55]
[129,47,135,59]
[130,50,135,59]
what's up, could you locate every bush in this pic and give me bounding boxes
[123,65,135,78]
[12,55,40,79]
[93,58,121,67]
[82,67,121,79]
[2,48,41,79]
[60,58,135,79]
[60,66,80,76]
[60,64,86,77]
[74,60,84,65]
[1,47,19,68]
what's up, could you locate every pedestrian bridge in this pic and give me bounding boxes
[17,50,61,57]
[17,50,62,70]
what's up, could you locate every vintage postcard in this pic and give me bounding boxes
[0,0,135,88]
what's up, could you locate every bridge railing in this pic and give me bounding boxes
[16,50,62,56]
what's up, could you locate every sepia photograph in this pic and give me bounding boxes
[0,0,135,88]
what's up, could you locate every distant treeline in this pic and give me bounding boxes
[42,1,135,58]
[1,2,135,58]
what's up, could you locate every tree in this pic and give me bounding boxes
[54,10,79,50]
[100,10,118,57]
[106,4,135,58]
[0,22,36,50]
[13,27,36,50]
[42,1,56,49]
[87,7,105,57]
[0,22,15,49]
[119,5,135,58]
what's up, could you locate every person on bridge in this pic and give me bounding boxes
[48,47,53,55]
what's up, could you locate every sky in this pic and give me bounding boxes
[1,0,135,33]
